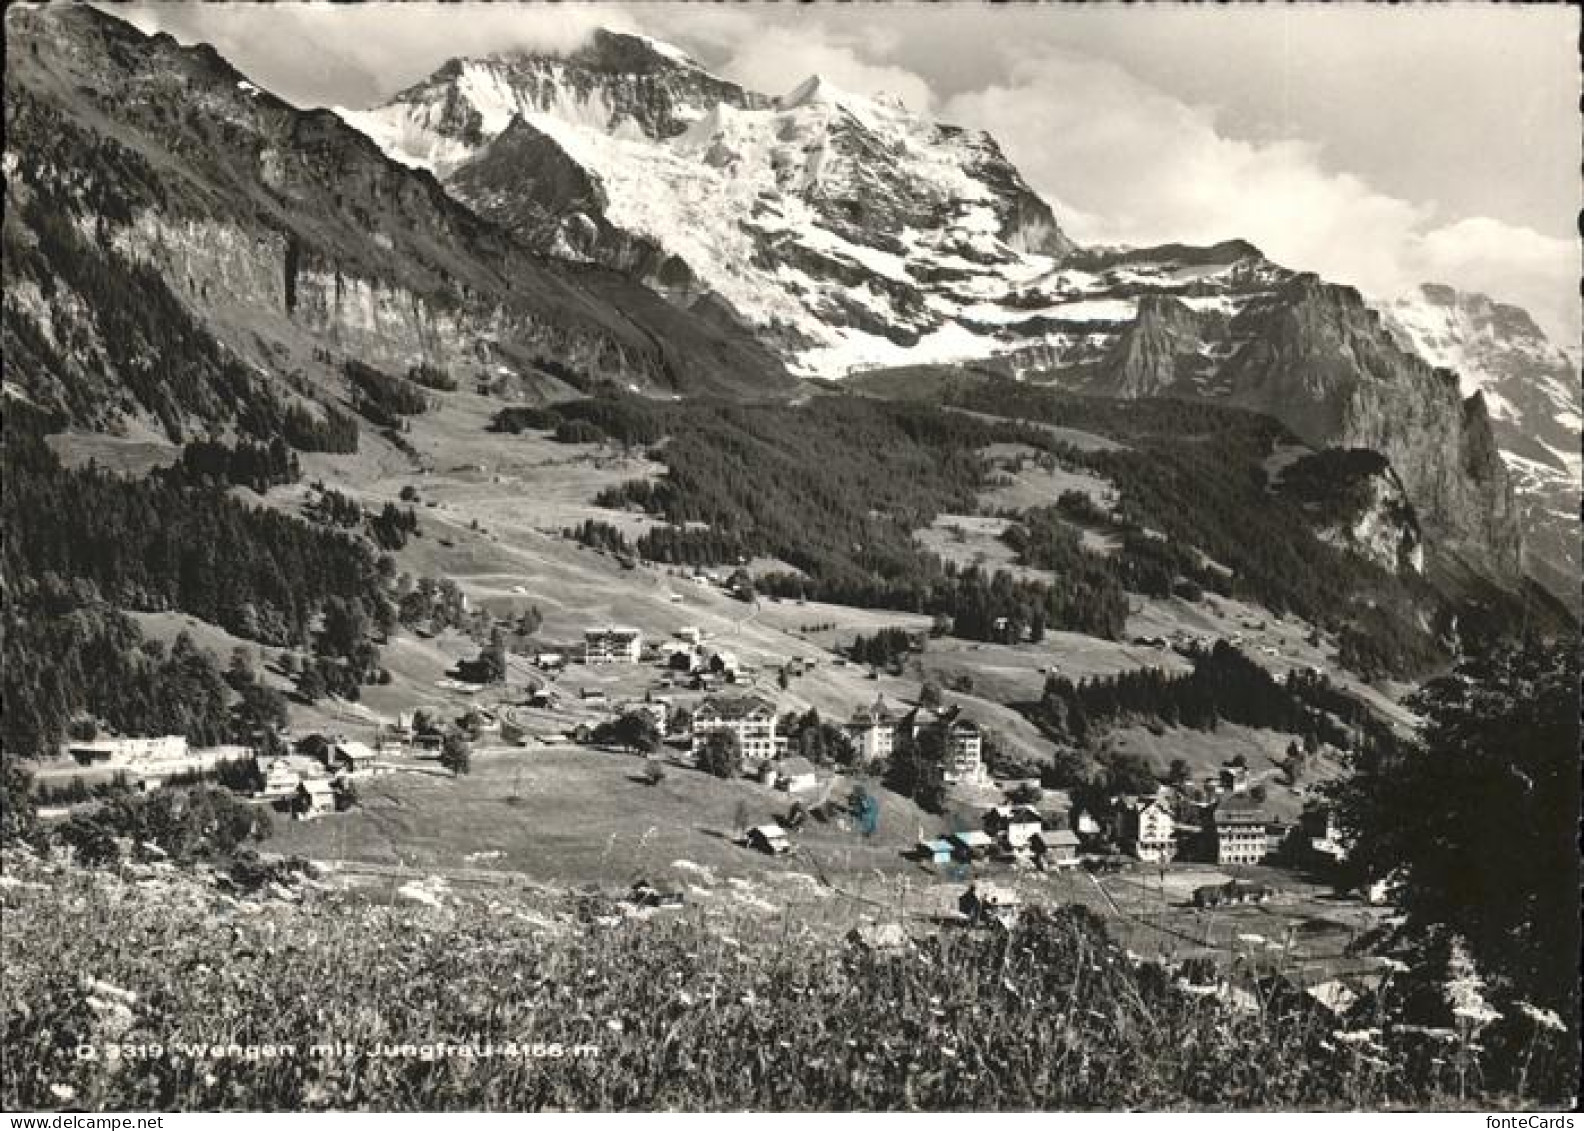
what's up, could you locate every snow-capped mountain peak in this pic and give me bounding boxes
[339,36,1081,372]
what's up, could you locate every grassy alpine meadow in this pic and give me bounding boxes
[2,846,1572,1111]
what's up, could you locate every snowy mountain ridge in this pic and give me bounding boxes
[336,29,1082,376]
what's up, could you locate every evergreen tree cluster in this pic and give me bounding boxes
[3,438,392,650]
[1033,641,1381,750]
[343,359,431,425]
[848,626,919,669]
[168,437,300,494]
[565,519,634,556]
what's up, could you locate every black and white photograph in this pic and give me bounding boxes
[1,0,1579,1115]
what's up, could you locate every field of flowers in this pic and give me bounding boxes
[1,846,1571,1111]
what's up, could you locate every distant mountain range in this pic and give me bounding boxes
[336,29,1576,596]
[3,8,1574,607]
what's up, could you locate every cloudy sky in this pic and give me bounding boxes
[121,2,1581,342]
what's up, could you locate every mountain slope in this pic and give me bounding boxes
[1,4,792,447]
[1379,284,1580,605]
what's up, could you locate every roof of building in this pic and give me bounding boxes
[988,804,1044,824]
[333,740,376,761]
[1214,805,1268,827]
[749,824,788,839]
[299,779,336,797]
[696,694,776,721]
[585,625,642,639]
[920,838,955,854]
[1043,829,1082,847]
[850,696,898,725]
[949,830,994,847]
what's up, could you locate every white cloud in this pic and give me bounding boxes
[664,18,936,113]
[117,2,637,108]
[943,51,1580,343]
[1410,218,1580,347]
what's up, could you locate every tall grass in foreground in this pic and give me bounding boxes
[1,848,1572,1111]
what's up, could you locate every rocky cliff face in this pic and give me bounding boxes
[1,4,791,442]
[1379,284,1580,606]
[1275,449,1425,576]
[1206,278,1523,579]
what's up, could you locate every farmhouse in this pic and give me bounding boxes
[1119,798,1176,863]
[584,626,642,665]
[984,804,1044,848]
[746,824,791,855]
[1037,828,1083,866]
[692,694,778,767]
[294,778,337,820]
[846,696,898,763]
[1207,804,1270,867]
[328,740,377,774]
[917,838,956,865]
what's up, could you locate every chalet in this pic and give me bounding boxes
[984,805,1044,848]
[917,838,956,865]
[579,688,609,705]
[692,694,778,766]
[1207,804,1269,867]
[261,759,307,801]
[774,756,820,793]
[1037,828,1083,866]
[705,649,741,679]
[526,687,557,708]
[746,824,791,855]
[959,884,1022,928]
[676,626,702,645]
[846,696,898,764]
[535,653,566,671]
[328,740,377,774]
[947,829,995,861]
[1119,798,1176,863]
[294,778,337,820]
[584,626,642,665]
